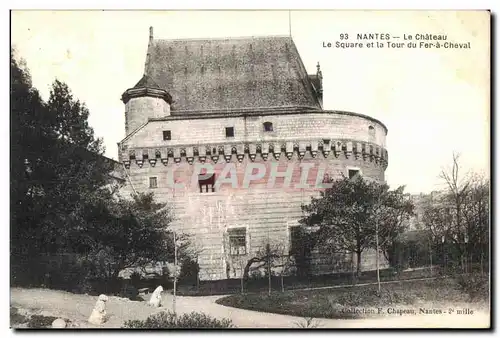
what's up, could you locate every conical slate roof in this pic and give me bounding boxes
[122,73,172,104]
[133,74,162,89]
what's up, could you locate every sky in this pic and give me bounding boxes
[10,10,490,194]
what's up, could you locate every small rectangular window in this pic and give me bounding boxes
[225,127,234,138]
[348,169,360,179]
[163,130,171,141]
[263,122,273,132]
[149,177,158,189]
[229,228,247,256]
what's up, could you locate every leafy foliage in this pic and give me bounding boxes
[130,272,142,287]
[456,273,489,302]
[178,257,200,286]
[300,176,413,276]
[10,307,29,326]
[122,311,234,328]
[11,50,114,277]
[289,227,316,278]
[422,153,489,271]
[81,192,174,279]
[376,186,415,268]
[393,230,435,270]
[294,317,322,328]
[27,315,59,328]
[10,50,178,292]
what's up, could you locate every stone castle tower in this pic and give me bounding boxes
[117,27,389,280]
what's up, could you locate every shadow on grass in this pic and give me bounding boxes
[215,277,482,320]
[11,306,69,329]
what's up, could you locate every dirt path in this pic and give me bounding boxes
[10,288,490,328]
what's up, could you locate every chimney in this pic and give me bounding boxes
[316,61,323,106]
[316,61,323,90]
[149,26,154,43]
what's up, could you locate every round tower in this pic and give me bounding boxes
[121,74,172,136]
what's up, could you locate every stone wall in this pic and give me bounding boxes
[125,96,171,136]
[121,111,386,151]
[119,152,387,280]
[118,109,389,280]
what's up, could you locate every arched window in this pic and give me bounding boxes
[198,170,215,193]
[368,125,375,140]
[263,121,274,132]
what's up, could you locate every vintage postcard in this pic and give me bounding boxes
[10,10,490,329]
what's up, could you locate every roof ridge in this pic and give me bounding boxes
[287,41,322,108]
[153,35,293,42]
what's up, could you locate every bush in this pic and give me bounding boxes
[294,317,322,328]
[27,315,59,328]
[456,273,489,302]
[83,277,123,296]
[123,311,234,328]
[178,258,200,286]
[10,307,29,326]
[130,272,142,287]
[11,254,93,291]
[11,260,44,288]
[121,283,140,301]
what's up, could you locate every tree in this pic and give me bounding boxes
[300,176,412,279]
[10,51,180,290]
[233,253,250,294]
[242,241,283,285]
[395,230,433,270]
[300,177,375,278]
[376,186,415,270]
[75,192,175,281]
[221,231,247,292]
[439,153,472,271]
[462,174,489,270]
[222,233,288,293]
[423,153,490,273]
[178,257,200,287]
[244,239,289,295]
[35,81,113,255]
[10,49,48,263]
[271,241,294,292]
[288,226,316,278]
[47,79,101,151]
[180,237,205,290]
[11,51,116,268]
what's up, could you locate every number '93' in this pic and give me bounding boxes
[340,33,349,40]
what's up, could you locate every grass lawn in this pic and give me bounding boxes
[215,276,489,320]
